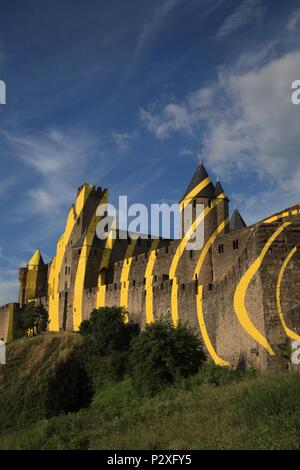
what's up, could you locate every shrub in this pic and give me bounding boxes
[45,354,94,417]
[23,302,49,336]
[79,306,140,356]
[129,317,205,396]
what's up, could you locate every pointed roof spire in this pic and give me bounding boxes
[214,180,229,200]
[229,209,247,232]
[181,162,216,202]
[27,249,44,269]
[215,180,225,197]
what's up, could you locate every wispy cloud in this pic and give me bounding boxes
[141,47,300,219]
[179,148,194,157]
[111,131,137,153]
[287,7,300,31]
[217,0,264,39]
[3,128,112,217]
[140,86,215,139]
[116,0,181,90]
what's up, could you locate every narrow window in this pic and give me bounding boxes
[233,240,239,250]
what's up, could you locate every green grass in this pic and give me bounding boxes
[0,333,300,450]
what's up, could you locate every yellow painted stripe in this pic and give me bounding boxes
[170,195,224,280]
[234,222,291,355]
[180,176,211,211]
[73,191,108,331]
[193,218,230,366]
[48,208,76,331]
[169,195,224,325]
[193,218,229,280]
[96,229,116,308]
[145,239,160,324]
[264,211,290,224]
[276,246,300,341]
[120,239,138,317]
[48,185,93,331]
[197,285,229,367]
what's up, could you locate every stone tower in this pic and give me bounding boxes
[19,249,47,305]
[215,179,230,235]
[179,162,219,284]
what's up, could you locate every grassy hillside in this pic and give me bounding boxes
[0,333,300,450]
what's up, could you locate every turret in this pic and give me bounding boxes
[215,179,230,235]
[229,209,247,232]
[179,162,217,242]
[23,249,47,303]
[179,162,218,285]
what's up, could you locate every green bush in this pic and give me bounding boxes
[79,306,140,356]
[129,317,205,396]
[78,307,140,385]
[45,354,94,417]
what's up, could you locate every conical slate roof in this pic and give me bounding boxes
[229,209,247,232]
[181,163,215,201]
[215,180,225,197]
[215,180,229,200]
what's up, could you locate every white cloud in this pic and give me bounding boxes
[140,86,216,139]
[141,48,300,214]
[3,128,111,217]
[179,148,194,156]
[287,7,300,31]
[111,131,137,153]
[217,0,264,39]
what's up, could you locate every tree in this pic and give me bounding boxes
[45,354,94,417]
[23,302,49,337]
[79,306,140,355]
[129,317,205,396]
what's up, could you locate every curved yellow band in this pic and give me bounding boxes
[120,239,138,319]
[234,222,291,355]
[145,239,160,324]
[197,285,229,366]
[276,246,300,341]
[96,229,116,308]
[73,191,108,331]
[180,176,211,211]
[170,195,225,325]
[194,218,230,366]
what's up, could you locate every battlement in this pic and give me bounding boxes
[3,162,299,370]
[76,183,106,197]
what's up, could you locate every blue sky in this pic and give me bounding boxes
[0,0,300,304]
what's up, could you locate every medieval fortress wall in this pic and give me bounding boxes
[2,164,300,370]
